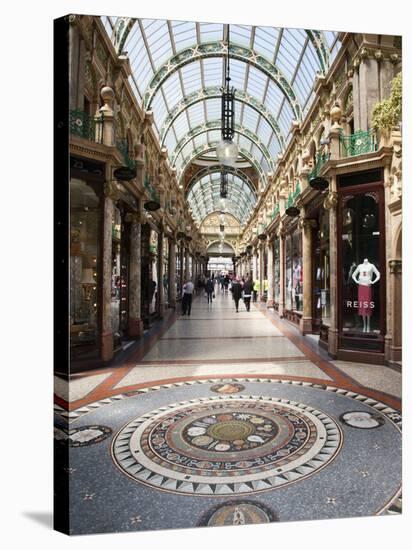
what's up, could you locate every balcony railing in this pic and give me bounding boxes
[144,174,160,202]
[116,139,136,170]
[286,179,302,209]
[308,152,329,180]
[69,109,103,142]
[339,129,377,158]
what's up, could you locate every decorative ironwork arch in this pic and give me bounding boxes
[143,42,302,120]
[305,30,329,74]
[186,165,257,197]
[171,120,275,171]
[160,87,285,149]
[179,143,267,188]
[111,20,330,82]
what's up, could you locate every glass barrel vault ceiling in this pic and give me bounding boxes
[101,17,341,224]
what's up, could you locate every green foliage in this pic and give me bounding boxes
[371,73,402,132]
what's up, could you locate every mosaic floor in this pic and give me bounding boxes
[54,291,402,534]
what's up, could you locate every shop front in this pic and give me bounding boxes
[283,221,303,325]
[69,160,103,361]
[337,169,386,361]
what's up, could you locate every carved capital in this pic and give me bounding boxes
[104,181,120,201]
[323,191,338,210]
[299,218,317,231]
[125,212,142,224]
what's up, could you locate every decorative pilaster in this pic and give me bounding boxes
[299,217,317,334]
[267,240,274,307]
[158,230,165,318]
[126,212,144,338]
[387,259,402,363]
[184,247,190,282]
[101,181,118,361]
[168,239,176,308]
[324,187,339,355]
[278,227,285,317]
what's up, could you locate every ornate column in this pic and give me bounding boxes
[126,212,144,338]
[101,181,117,361]
[168,238,176,308]
[278,225,285,317]
[388,259,402,363]
[299,217,317,334]
[184,247,190,282]
[158,230,165,318]
[324,186,339,356]
[259,244,265,300]
[267,239,274,308]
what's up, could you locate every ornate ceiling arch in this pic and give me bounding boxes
[171,120,276,172]
[187,172,257,224]
[142,42,302,121]
[185,165,257,197]
[111,19,330,81]
[159,86,286,149]
[179,143,267,188]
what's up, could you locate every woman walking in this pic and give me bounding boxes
[230,277,243,313]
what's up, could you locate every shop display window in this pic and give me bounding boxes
[150,230,159,314]
[163,237,169,306]
[339,178,385,351]
[176,245,181,298]
[274,237,280,303]
[69,178,100,359]
[314,209,331,330]
[285,231,303,313]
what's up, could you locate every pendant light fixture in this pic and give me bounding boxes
[220,169,228,198]
[217,25,238,167]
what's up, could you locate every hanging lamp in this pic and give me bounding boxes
[217,25,238,167]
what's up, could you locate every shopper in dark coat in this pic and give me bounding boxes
[242,278,253,312]
[230,277,243,312]
[205,277,214,303]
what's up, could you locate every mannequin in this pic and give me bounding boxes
[351,258,380,332]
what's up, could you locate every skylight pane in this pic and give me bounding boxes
[199,23,223,42]
[172,21,197,50]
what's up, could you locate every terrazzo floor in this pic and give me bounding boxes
[55,289,402,534]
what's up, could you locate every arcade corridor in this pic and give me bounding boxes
[54,289,401,534]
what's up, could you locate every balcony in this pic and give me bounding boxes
[339,129,377,158]
[308,152,329,181]
[69,109,104,143]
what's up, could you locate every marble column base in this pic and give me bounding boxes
[299,317,313,335]
[101,331,113,361]
[266,299,274,308]
[327,328,339,357]
[128,317,144,339]
[278,303,285,318]
[384,335,402,363]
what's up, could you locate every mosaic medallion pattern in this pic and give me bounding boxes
[199,500,277,526]
[112,395,342,495]
[210,383,245,394]
[339,411,385,429]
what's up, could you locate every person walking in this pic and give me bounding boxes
[243,277,253,312]
[181,278,194,316]
[230,276,243,313]
[253,277,259,302]
[205,277,214,304]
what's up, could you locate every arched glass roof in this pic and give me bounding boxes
[101,17,341,222]
[187,173,257,225]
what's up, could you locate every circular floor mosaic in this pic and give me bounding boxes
[112,395,342,496]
